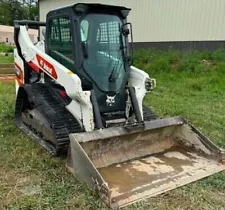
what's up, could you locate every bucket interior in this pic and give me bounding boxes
[68,120,224,208]
[98,146,223,206]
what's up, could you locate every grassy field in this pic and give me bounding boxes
[0,55,14,64]
[0,50,225,210]
[0,43,14,64]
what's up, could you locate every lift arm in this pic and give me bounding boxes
[14,21,94,131]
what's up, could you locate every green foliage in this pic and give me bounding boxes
[134,49,225,74]
[0,0,38,26]
[0,44,14,53]
[28,4,38,21]
[0,2,12,25]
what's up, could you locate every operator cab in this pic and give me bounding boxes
[45,3,133,114]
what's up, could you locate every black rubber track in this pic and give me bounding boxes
[143,105,156,121]
[15,83,83,157]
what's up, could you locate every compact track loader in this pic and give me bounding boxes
[13,3,225,209]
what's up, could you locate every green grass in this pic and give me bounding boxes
[0,49,225,209]
[0,43,14,64]
[0,55,14,64]
[0,44,14,53]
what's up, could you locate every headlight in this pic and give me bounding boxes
[145,78,156,92]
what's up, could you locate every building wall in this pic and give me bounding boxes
[0,32,14,45]
[0,25,38,45]
[39,0,225,44]
[0,32,38,45]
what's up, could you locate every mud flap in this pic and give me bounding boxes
[66,116,225,209]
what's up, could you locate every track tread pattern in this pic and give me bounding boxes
[143,105,156,121]
[15,83,83,156]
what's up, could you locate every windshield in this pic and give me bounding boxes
[80,13,126,92]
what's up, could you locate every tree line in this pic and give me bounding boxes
[0,0,38,26]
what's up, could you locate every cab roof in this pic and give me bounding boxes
[48,3,131,19]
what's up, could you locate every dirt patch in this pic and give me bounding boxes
[200,59,216,67]
[0,168,42,187]
[0,168,43,208]
[0,64,14,69]
[0,75,15,81]
[19,185,42,196]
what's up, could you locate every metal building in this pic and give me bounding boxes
[39,0,225,50]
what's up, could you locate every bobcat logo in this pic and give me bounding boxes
[106,95,116,106]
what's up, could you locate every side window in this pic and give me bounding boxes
[59,18,72,43]
[48,17,74,70]
[80,20,89,41]
[50,19,59,43]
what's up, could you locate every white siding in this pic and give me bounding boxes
[39,0,225,42]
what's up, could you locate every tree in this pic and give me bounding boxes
[0,2,12,25]
[21,0,38,20]
[0,0,38,26]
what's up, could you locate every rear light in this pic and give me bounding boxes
[59,91,67,99]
